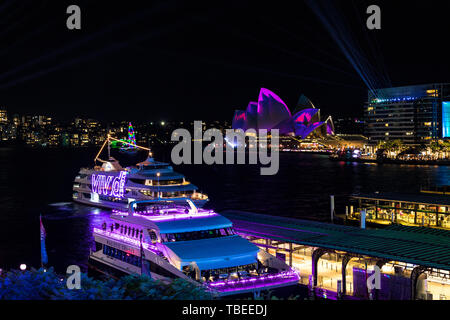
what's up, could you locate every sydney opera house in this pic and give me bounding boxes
[232,88,335,140]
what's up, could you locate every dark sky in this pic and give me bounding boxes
[1,0,450,122]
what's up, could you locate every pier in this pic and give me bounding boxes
[344,192,450,230]
[221,210,450,300]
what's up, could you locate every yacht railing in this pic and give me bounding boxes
[207,270,299,293]
[93,228,159,253]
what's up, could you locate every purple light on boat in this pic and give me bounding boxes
[91,171,127,198]
[136,211,217,221]
[93,228,159,252]
[207,270,299,292]
[112,209,217,221]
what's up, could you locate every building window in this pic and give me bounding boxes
[443,102,450,138]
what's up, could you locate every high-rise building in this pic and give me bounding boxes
[334,118,365,135]
[364,83,450,145]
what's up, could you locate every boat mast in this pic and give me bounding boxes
[107,134,111,159]
[94,135,152,164]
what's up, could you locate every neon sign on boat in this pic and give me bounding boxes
[91,171,127,198]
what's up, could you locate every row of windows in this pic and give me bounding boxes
[99,195,128,204]
[138,189,194,197]
[101,244,177,279]
[140,165,170,170]
[129,178,184,186]
[161,228,236,242]
[103,245,142,267]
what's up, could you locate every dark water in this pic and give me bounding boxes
[0,146,448,273]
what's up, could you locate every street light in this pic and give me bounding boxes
[20,264,26,271]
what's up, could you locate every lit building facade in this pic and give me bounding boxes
[364,83,450,145]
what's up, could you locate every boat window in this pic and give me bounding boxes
[103,245,142,267]
[226,228,236,235]
[129,178,146,185]
[154,179,184,186]
[160,227,236,242]
[148,229,158,243]
[142,165,170,170]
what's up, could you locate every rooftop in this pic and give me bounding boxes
[220,210,450,271]
[350,192,450,207]
[111,209,232,233]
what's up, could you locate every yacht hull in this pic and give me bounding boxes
[87,253,299,298]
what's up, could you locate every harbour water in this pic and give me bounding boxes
[0,146,448,273]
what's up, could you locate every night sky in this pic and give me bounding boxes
[1,0,450,122]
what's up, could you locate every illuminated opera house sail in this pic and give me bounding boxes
[232,88,335,139]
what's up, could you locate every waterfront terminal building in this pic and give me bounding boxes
[364,83,450,145]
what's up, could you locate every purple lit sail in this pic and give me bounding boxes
[293,108,319,124]
[325,117,335,136]
[294,122,325,139]
[295,94,316,112]
[232,110,246,131]
[245,102,258,129]
[327,122,334,135]
[256,88,292,131]
[91,171,127,198]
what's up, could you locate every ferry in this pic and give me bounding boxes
[73,136,208,210]
[88,199,300,297]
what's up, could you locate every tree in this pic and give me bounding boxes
[430,140,443,153]
[0,268,214,300]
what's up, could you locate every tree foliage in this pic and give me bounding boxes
[0,268,214,300]
[377,139,404,152]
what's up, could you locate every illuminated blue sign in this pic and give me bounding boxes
[443,102,450,138]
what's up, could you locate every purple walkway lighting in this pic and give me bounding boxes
[112,207,218,222]
[232,88,334,139]
[93,228,159,253]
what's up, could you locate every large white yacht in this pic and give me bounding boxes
[88,199,299,297]
[73,136,208,209]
